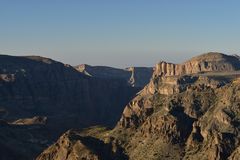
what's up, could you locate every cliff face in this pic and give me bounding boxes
[114,77,240,160]
[154,52,240,76]
[117,75,226,129]
[38,52,240,160]
[75,64,153,88]
[0,55,141,159]
[113,53,240,160]
[0,55,138,128]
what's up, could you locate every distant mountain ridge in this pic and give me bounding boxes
[75,64,153,87]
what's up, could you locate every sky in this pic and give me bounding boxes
[1,0,240,68]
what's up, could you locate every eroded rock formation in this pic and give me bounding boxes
[154,52,240,76]
[39,52,240,160]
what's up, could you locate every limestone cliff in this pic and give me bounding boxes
[154,52,240,76]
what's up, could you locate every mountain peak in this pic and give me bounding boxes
[187,52,238,62]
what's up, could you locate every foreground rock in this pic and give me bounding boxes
[37,127,128,160]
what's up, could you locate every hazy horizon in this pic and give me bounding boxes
[0,51,237,69]
[1,0,240,67]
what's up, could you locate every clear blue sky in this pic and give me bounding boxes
[1,0,240,67]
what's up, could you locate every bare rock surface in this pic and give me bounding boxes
[154,52,240,76]
[12,116,47,125]
[113,53,240,160]
[37,127,128,160]
[39,52,240,160]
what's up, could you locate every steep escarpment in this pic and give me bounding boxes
[154,52,240,76]
[38,52,240,160]
[113,53,240,160]
[0,55,138,127]
[0,55,139,159]
[112,77,240,160]
[75,64,153,88]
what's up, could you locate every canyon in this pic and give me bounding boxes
[1,52,240,160]
[38,52,240,160]
[0,55,151,159]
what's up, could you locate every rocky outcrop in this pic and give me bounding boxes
[37,128,128,160]
[154,52,240,76]
[75,64,153,88]
[37,130,101,160]
[112,52,240,160]
[228,146,240,160]
[11,116,47,125]
[117,75,229,129]
[155,61,181,76]
[111,76,240,160]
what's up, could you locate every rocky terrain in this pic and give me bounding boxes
[154,52,240,76]
[37,126,128,160]
[0,55,141,159]
[38,52,240,160]
[75,64,153,87]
